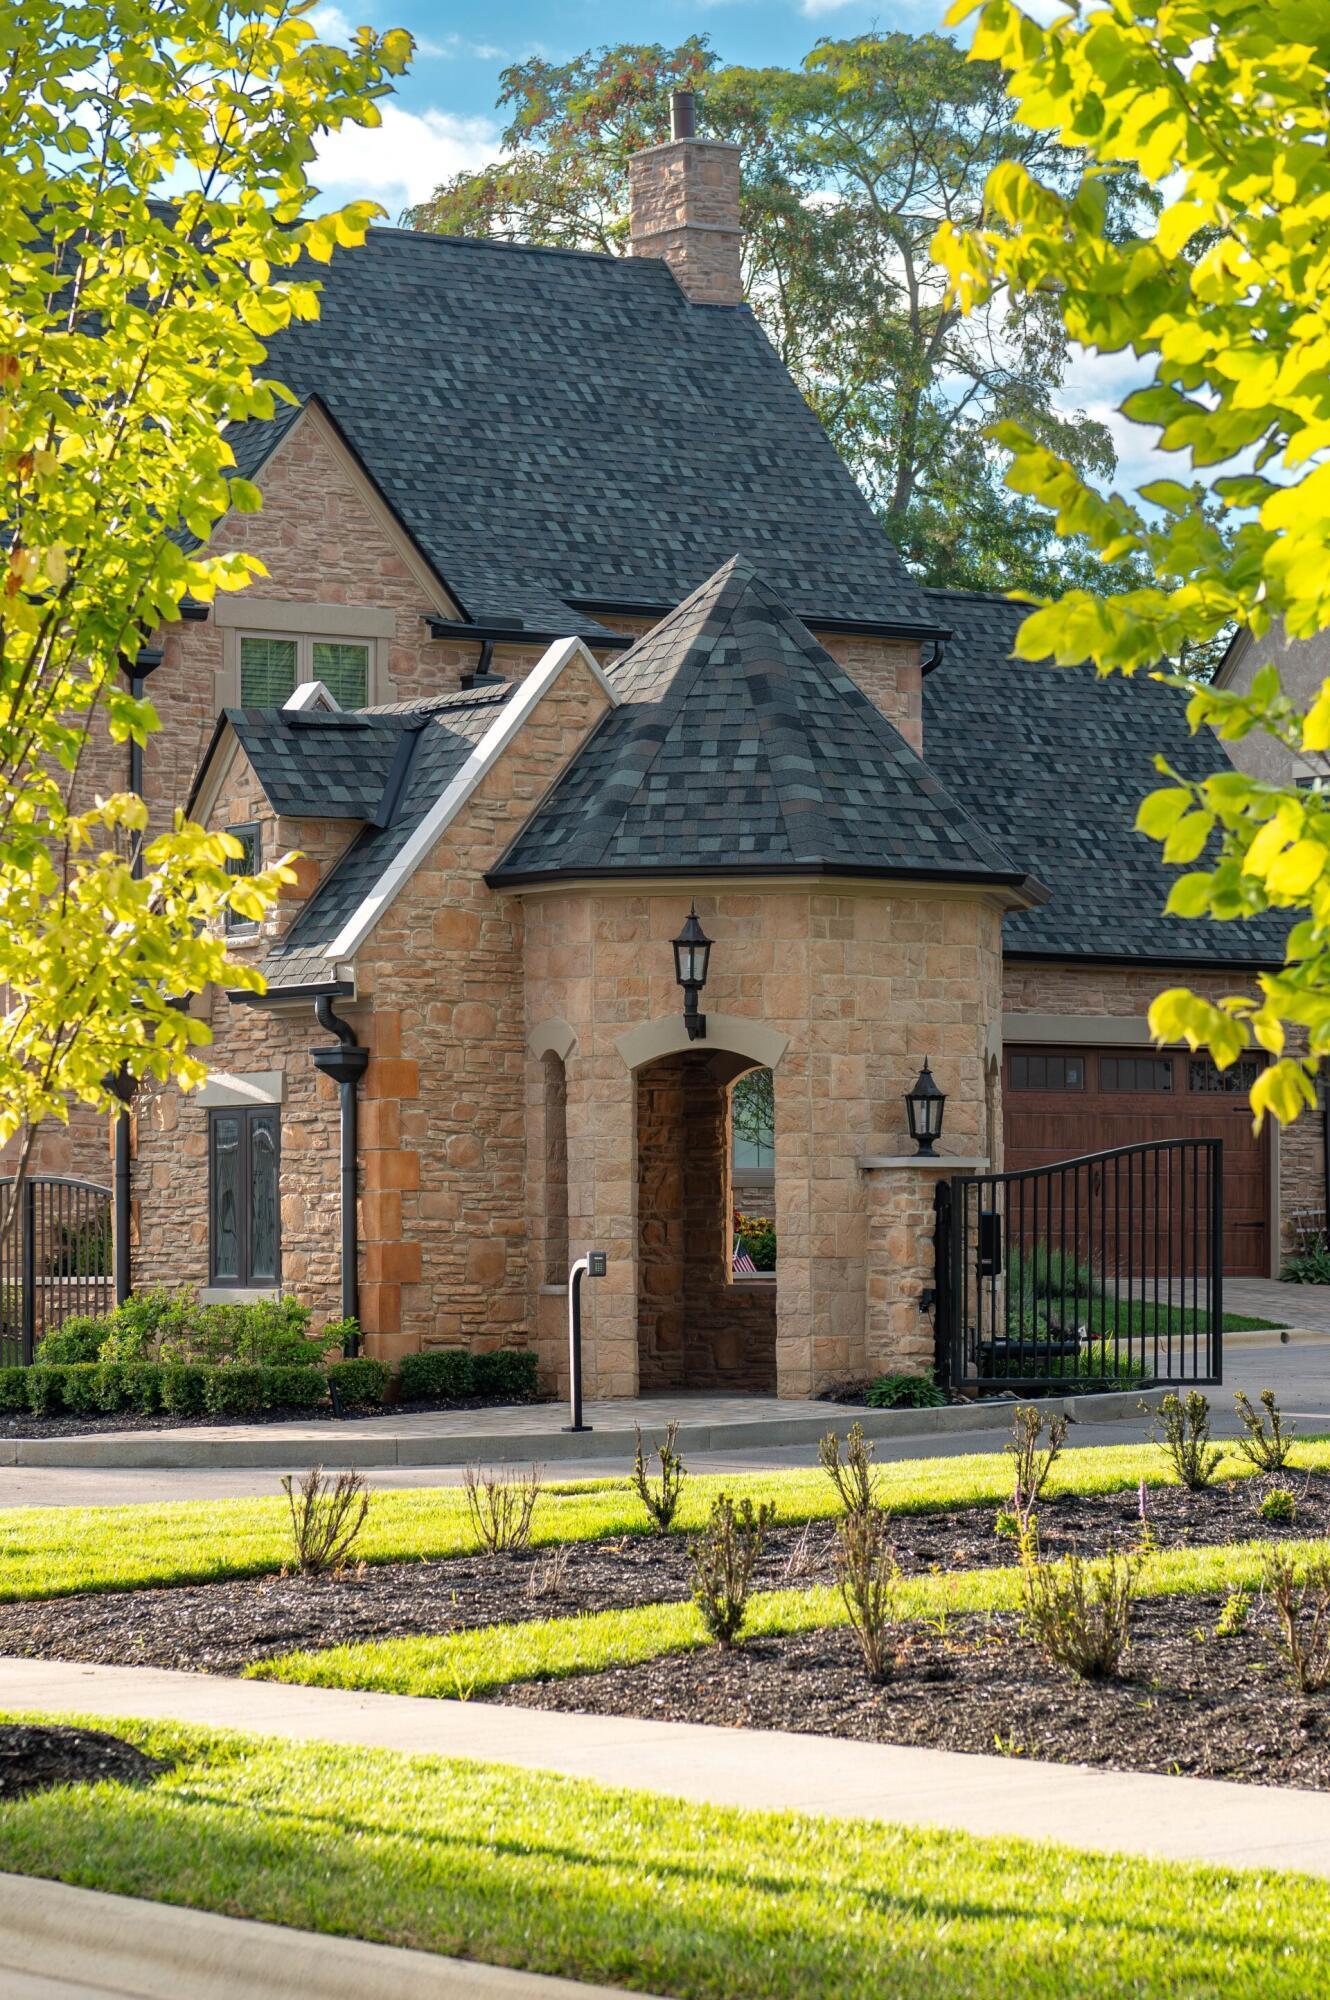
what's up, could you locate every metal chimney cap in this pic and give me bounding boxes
[670,89,696,141]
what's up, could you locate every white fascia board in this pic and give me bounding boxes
[284,679,340,713]
[321,636,617,965]
[192,721,239,829]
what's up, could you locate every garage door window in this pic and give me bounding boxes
[1009,1052,1083,1090]
[1100,1056,1174,1092]
[1189,1055,1263,1094]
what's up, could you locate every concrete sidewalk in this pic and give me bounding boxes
[0,1871,651,2000]
[0,1382,1171,1473]
[3,1655,1329,1879]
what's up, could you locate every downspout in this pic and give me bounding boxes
[113,645,164,1306]
[311,997,369,1353]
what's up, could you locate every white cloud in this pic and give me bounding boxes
[798,0,859,15]
[313,102,500,216]
[308,4,355,42]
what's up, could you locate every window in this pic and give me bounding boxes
[732,1067,774,1169]
[1100,1055,1174,1092]
[1189,1055,1263,1094]
[225,822,261,934]
[239,633,370,708]
[1008,1052,1084,1091]
[209,1107,280,1287]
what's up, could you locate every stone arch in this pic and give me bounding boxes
[615,1011,789,1075]
[528,1016,578,1064]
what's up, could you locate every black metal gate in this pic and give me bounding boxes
[935,1139,1222,1395]
[0,1176,114,1366]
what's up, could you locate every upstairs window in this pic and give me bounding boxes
[209,1107,280,1288]
[225,822,261,935]
[239,634,370,708]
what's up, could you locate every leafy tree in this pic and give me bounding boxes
[406,31,1140,597]
[0,0,410,1192]
[936,0,1330,1129]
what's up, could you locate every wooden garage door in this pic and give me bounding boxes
[1003,1047,1270,1278]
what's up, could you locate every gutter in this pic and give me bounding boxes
[425,614,634,652]
[563,595,953,647]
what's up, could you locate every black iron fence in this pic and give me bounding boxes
[0,1176,113,1367]
[936,1139,1222,1395]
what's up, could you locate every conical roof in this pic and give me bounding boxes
[489,556,1037,889]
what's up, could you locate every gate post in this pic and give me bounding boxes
[20,1177,36,1367]
[932,1178,953,1386]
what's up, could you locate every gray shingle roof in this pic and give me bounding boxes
[489,558,1036,891]
[921,588,1288,967]
[251,684,511,992]
[225,709,418,822]
[226,228,935,640]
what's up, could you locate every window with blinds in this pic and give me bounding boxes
[238,634,370,708]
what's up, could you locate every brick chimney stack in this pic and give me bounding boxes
[628,90,743,307]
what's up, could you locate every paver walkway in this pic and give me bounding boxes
[0,1870,652,2000]
[3,1655,1329,1878]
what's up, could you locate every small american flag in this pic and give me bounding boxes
[733,1237,758,1275]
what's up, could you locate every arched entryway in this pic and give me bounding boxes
[635,1048,776,1391]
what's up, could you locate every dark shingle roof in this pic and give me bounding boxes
[253,684,511,991]
[228,228,934,639]
[225,709,418,821]
[490,558,1035,890]
[921,588,1288,966]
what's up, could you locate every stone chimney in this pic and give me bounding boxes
[628,91,743,306]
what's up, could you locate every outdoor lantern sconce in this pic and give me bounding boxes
[905,1058,947,1157]
[672,902,712,1041]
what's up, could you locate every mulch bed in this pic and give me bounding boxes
[501,1594,1330,1790]
[0,1391,551,1440]
[3,1473,1327,1675]
[0,1723,168,1800]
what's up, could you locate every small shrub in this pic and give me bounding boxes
[398,1350,473,1400]
[1261,1546,1330,1693]
[321,1316,361,1357]
[1150,1390,1224,1491]
[865,1372,946,1410]
[24,1367,67,1416]
[1235,1388,1295,1473]
[631,1420,686,1533]
[1259,1486,1297,1525]
[36,1317,104,1365]
[0,1368,28,1413]
[98,1288,196,1363]
[1215,1586,1254,1638]
[471,1349,539,1400]
[56,1364,103,1415]
[260,1365,326,1411]
[200,1368,264,1419]
[464,1462,542,1555]
[834,1505,899,1682]
[158,1364,206,1416]
[818,1421,882,1518]
[282,1466,370,1577]
[689,1493,774,1649]
[1020,1535,1142,1681]
[993,1508,1022,1540]
[1281,1231,1330,1284]
[327,1357,390,1408]
[1007,1404,1067,1523]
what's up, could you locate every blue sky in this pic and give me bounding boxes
[307,0,1163,491]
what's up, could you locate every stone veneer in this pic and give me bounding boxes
[522,882,1004,1397]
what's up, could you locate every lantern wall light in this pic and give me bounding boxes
[672,902,712,1041]
[905,1058,947,1156]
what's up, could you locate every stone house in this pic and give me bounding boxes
[92,101,1306,1395]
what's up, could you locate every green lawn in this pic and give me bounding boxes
[3,1436,1324,1603]
[250,1533,1325,1700]
[0,1713,1324,1998]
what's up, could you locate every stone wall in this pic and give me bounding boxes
[522,881,1006,1397]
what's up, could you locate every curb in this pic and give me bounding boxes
[0,1387,1171,1470]
[0,1871,646,2000]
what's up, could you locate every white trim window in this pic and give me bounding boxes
[239,633,370,709]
